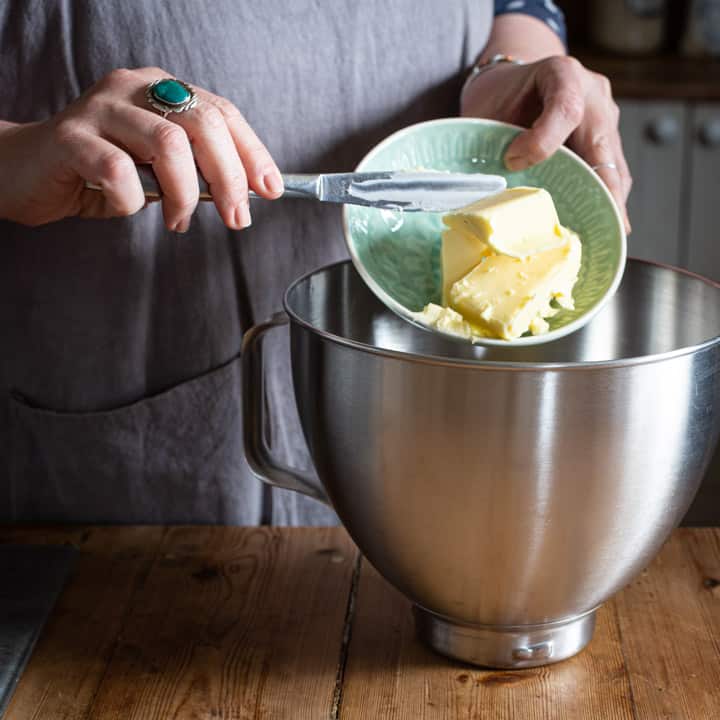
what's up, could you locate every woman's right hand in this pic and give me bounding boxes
[0,67,283,231]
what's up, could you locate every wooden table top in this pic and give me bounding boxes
[1,526,718,719]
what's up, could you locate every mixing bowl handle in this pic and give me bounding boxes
[241,312,330,504]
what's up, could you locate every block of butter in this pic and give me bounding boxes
[449,228,581,340]
[414,186,582,341]
[412,302,477,339]
[442,186,566,259]
[440,228,493,304]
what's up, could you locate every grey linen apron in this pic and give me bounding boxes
[0,0,492,525]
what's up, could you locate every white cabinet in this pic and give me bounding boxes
[619,100,687,266]
[618,99,719,282]
[686,104,720,281]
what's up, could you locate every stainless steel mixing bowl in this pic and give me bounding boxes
[242,259,720,668]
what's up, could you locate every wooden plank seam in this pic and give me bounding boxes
[331,554,362,720]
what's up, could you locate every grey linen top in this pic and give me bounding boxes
[0,0,492,525]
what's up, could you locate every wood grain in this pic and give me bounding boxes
[2,527,720,719]
[615,529,720,720]
[1,526,167,720]
[338,559,636,720]
[77,527,355,720]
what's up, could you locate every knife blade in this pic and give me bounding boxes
[86,166,507,213]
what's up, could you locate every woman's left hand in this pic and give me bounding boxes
[461,55,632,232]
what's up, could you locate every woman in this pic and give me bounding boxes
[0,1,630,525]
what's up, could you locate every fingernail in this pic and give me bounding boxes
[623,210,632,234]
[263,171,284,196]
[174,217,190,234]
[505,155,530,172]
[236,203,251,229]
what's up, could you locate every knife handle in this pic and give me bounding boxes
[85,165,320,201]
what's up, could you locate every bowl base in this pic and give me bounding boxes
[413,605,597,669]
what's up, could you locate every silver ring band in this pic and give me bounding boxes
[591,162,618,172]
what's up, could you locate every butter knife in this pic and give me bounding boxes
[86,165,506,213]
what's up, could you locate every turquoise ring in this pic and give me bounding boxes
[145,78,198,118]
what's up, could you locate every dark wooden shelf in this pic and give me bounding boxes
[573,49,720,102]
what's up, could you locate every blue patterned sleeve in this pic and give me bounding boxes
[494,0,567,47]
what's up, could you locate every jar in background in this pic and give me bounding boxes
[590,0,667,55]
[682,0,720,56]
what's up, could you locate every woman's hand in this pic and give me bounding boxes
[0,67,282,231]
[461,56,632,232]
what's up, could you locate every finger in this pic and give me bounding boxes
[610,130,633,203]
[606,132,633,234]
[596,164,630,234]
[60,129,145,218]
[505,57,587,171]
[205,94,283,199]
[171,101,250,229]
[570,108,631,233]
[98,103,198,232]
[594,79,633,203]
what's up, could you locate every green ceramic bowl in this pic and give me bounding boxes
[342,118,627,346]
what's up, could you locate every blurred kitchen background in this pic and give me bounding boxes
[557,0,719,523]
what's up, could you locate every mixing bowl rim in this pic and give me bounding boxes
[283,258,720,371]
[341,116,627,348]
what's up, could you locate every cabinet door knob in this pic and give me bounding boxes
[699,119,720,147]
[646,116,680,145]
